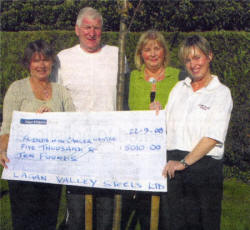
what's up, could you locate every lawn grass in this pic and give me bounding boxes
[221,179,250,230]
[1,176,249,230]
[0,178,11,230]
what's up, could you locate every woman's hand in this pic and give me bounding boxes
[0,134,9,168]
[0,150,9,168]
[36,105,51,113]
[162,160,185,179]
[150,101,162,115]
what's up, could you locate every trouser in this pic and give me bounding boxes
[65,186,114,230]
[121,192,151,230]
[160,150,223,230]
[8,180,61,230]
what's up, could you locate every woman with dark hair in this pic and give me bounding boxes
[159,35,233,230]
[0,40,75,230]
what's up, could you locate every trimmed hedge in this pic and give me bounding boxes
[1,0,249,32]
[0,31,249,181]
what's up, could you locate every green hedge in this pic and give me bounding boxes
[1,0,249,32]
[0,31,249,182]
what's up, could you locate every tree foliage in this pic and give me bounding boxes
[0,0,249,32]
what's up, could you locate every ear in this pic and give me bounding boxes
[208,52,213,62]
[75,25,80,37]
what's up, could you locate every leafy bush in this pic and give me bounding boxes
[0,0,249,32]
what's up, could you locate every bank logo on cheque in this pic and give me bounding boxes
[20,119,47,125]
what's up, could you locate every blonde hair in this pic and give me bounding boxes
[179,35,212,64]
[134,30,169,70]
[76,7,103,27]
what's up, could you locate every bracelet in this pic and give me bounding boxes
[180,158,190,168]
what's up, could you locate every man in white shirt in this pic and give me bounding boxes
[54,7,126,230]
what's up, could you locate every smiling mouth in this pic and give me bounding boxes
[191,68,200,74]
[36,69,48,74]
[87,37,96,41]
[150,59,158,62]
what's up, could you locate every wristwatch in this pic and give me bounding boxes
[180,158,190,168]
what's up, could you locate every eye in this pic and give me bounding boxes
[82,26,90,30]
[31,58,40,63]
[194,56,200,60]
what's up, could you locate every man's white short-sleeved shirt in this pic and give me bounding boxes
[165,75,233,159]
[56,44,120,112]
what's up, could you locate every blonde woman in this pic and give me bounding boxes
[122,30,180,230]
[160,35,233,230]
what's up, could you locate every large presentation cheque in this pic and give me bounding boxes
[2,111,167,192]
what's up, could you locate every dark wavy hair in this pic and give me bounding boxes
[22,40,55,70]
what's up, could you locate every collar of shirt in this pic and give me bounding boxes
[183,75,221,92]
[76,44,105,57]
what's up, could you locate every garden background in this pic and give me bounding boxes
[0,0,249,229]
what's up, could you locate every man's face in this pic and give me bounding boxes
[75,17,102,53]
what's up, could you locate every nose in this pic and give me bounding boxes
[39,61,46,67]
[150,49,156,57]
[89,27,96,37]
[190,59,196,68]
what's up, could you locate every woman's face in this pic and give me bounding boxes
[141,40,165,71]
[184,46,212,82]
[29,52,53,81]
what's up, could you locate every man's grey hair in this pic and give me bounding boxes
[76,7,103,27]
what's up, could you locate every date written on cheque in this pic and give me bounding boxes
[128,128,164,135]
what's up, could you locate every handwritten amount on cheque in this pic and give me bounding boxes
[15,128,164,162]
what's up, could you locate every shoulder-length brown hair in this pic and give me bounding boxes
[22,40,55,70]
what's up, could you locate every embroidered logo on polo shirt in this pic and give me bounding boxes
[198,104,210,110]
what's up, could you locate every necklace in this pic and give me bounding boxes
[41,86,50,98]
[191,75,212,92]
[145,67,165,93]
[29,77,51,100]
[144,67,165,83]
